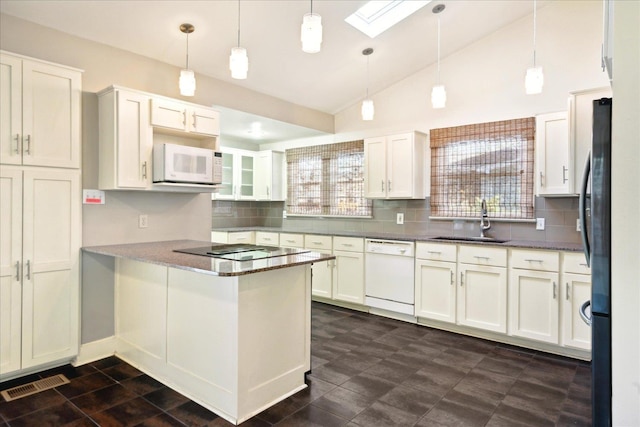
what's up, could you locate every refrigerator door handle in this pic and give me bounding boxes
[579,300,592,326]
[579,152,591,267]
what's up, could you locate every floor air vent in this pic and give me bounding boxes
[1,374,70,402]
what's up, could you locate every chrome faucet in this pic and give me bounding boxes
[480,199,491,238]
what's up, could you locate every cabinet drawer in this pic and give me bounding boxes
[305,234,332,250]
[562,252,591,274]
[459,245,507,267]
[510,249,559,272]
[279,233,304,248]
[255,231,279,246]
[333,237,363,253]
[227,231,255,244]
[416,242,456,262]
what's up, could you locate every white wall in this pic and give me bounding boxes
[611,0,640,424]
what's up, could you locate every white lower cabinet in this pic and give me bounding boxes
[457,246,508,334]
[332,237,364,304]
[255,231,279,246]
[211,231,255,245]
[305,235,333,299]
[415,243,457,323]
[561,252,592,351]
[0,166,81,378]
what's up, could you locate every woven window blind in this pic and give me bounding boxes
[286,140,373,217]
[430,117,535,219]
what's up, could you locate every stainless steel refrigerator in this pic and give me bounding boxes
[579,97,612,426]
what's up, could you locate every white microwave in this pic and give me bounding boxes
[153,143,222,185]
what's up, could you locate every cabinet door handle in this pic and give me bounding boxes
[460,272,464,286]
[381,180,384,192]
[566,283,570,300]
[25,260,31,280]
[15,261,21,281]
[14,134,21,154]
[142,161,148,179]
[553,282,557,299]
[450,270,454,285]
[388,180,392,191]
[182,110,187,127]
[540,171,544,187]
[24,135,32,154]
[192,112,196,129]
[562,166,569,183]
[267,186,270,196]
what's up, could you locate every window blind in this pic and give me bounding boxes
[430,118,535,219]
[286,140,372,217]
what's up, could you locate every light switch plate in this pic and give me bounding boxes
[536,218,545,230]
[139,214,148,228]
[576,218,581,232]
[397,213,404,225]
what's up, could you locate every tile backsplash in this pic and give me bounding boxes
[212,197,582,244]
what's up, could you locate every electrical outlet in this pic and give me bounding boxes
[576,218,581,232]
[138,214,148,228]
[282,210,287,219]
[396,213,404,225]
[536,218,545,230]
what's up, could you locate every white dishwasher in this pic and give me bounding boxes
[365,239,415,316]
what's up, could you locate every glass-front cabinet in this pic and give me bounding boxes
[214,148,254,200]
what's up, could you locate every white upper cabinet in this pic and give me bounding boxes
[254,150,285,201]
[99,88,152,189]
[150,98,219,137]
[536,112,570,195]
[569,86,612,192]
[364,131,427,199]
[213,148,255,200]
[1,52,82,169]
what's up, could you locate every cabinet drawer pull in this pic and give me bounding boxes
[341,243,354,247]
[473,256,490,260]
[427,251,442,255]
[286,239,295,243]
[235,237,246,241]
[460,272,464,286]
[15,261,20,281]
[566,283,570,300]
[24,135,32,154]
[312,241,323,245]
[25,260,31,280]
[524,259,543,263]
[579,263,588,267]
[553,282,557,299]
[263,237,272,241]
[14,134,21,154]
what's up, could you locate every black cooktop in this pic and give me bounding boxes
[174,244,310,262]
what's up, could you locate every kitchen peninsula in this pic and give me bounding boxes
[82,240,334,425]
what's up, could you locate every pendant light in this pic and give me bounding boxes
[361,48,374,121]
[301,0,322,53]
[179,23,196,97]
[431,4,446,109]
[525,0,544,94]
[230,0,248,79]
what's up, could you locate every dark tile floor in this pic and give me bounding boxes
[0,302,592,426]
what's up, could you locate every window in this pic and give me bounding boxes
[286,141,373,217]
[430,117,535,219]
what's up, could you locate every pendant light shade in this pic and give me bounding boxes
[525,0,544,94]
[301,1,322,53]
[361,99,374,121]
[525,66,544,94]
[230,0,248,79]
[431,85,446,109]
[431,5,446,109]
[179,23,196,97]
[230,47,248,80]
[361,48,374,121]
[179,69,196,97]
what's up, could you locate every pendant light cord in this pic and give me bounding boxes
[366,55,370,98]
[310,0,313,15]
[185,32,190,69]
[237,0,241,47]
[437,17,441,84]
[532,0,537,67]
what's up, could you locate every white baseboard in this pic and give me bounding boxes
[73,336,116,366]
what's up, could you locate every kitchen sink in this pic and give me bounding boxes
[432,236,510,244]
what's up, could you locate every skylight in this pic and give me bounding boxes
[345,0,432,38]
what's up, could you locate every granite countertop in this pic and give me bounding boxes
[213,227,585,252]
[82,240,335,276]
